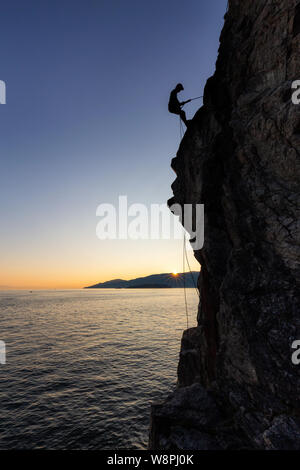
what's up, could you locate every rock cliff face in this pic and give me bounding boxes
[150,0,300,450]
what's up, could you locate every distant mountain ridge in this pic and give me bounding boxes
[84,272,199,289]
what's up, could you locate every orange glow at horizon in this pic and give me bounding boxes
[0,239,200,290]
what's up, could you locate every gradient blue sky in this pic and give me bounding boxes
[0,0,227,288]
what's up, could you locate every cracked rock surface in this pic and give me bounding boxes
[150,0,300,450]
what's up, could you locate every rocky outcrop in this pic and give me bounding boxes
[150,0,300,450]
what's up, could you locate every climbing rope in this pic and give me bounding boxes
[179,118,188,329]
[179,116,184,140]
[179,116,201,330]
[179,116,200,299]
[178,95,204,139]
[183,232,189,330]
[184,236,200,298]
[182,231,201,331]
[189,96,203,102]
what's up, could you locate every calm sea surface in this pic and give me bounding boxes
[0,289,198,449]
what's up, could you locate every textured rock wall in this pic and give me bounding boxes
[150,0,300,450]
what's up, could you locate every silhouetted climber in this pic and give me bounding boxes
[168,83,191,127]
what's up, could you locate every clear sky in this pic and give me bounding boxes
[0,0,227,289]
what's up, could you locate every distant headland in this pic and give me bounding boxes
[84,272,199,289]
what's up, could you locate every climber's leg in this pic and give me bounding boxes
[179,110,188,127]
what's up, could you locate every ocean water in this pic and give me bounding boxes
[0,288,198,449]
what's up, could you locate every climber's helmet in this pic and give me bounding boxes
[175,83,184,92]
